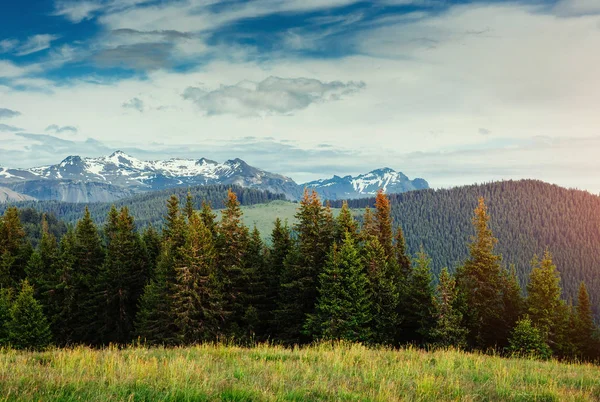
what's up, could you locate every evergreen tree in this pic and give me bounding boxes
[97,207,148,344]
[267,218,292,338]
[526,250,564,351]
[0,288,13,346]
[456,197,506,349]
[361,207,377,239]
[172,214,223,344]
[0,207,30,287]
[400,247,436,345]
[216,189,250,338]
[431,268,467,348]
[375,190,394,260]
[142,225,162,278]
[72,207,105,344]
[306,233,371,342]
[184,191,195,221]
[336,201,357,243]
[394,227,411,276]
[7,280,51,350]
[499,265,525,345]
[199,201,218,237]
[363,235,400,345]
[276,189,330,344]
[508,316,551,359]
[136,197,187,345]
[243,226,267,340]
[49,228,77,345]
[574,282,597,360]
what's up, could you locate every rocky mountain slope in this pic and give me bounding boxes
[0,152,428,203]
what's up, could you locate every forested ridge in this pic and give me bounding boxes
[0,184,286,229]
[0,186,599,363]
[331,180,600,315]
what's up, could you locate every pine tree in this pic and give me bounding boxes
[136,197,187,345]
[361,207,377,239]
[394,227,411,276]
[266,218,292,338]
[72,207,105,344]
[431,268,467,348]
[499,265,525,345]
[526,250,564,351]
[199,201,218,238]
[172,213,223,344]
[455,197,506,349]
[574,282,597,360]
[243,226,267,340]
[0,288,13,346]
[216,189,250,338]
[375,190,394,260]
[25,215,59,312]
[306,233,371,342]
[184,191,195,221]
[0,207,30,287]
[508,316,551,359]
[97,207,148,344]
[142,225,162,278]
[400,247,436,345]
[7,280,51,350]
[363,235,400,345]
[49,228,77,346]
[276,189,329,344]
[336,201,357,243]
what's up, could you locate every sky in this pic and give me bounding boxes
[1,0,599,191]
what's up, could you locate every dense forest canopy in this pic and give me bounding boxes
[331,180,600,315]
[0,186,598,362]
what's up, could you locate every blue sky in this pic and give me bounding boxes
[1,0,600,190]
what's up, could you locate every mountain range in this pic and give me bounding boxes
[0,151,428,203]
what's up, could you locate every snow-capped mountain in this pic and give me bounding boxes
[0,151,301,202]
[304,168,429,199]
[0,152,429,203]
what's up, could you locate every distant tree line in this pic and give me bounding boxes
[330,180,600,320]
[0,188,598,362]
[0,184,286,230]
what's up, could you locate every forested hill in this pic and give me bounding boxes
[333,180,600,310]
[0,185,286,229]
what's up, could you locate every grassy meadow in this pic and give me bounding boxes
[217,200,363,241]
[1,342,599,401]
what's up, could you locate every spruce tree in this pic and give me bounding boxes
[361,207,377,239]
[508,315,551,359]
[306,233,371,342]
[374,190,394,260]
[243,226,267,340]
[0,288,13,346]
[363,235,400,345]
[49,228,77,346]
[136,196,187,345]
[499,265,525,345]
[574,282,597,360]
[184,191,195,221]
[400,247,436,345]
[336,201,357,243]
[216,189,250,338]
[97,207,148,344]
[72,207,105,344]
[0,207,30,287]
[526,250,563,349]
[276,189,330,344]
[172,213,223,344]
[267,218,292,338]
[455,197,506,349]
[26,215,59,307]
[431,268,467,348]
[199,201,218,238]
[142,225,162,278]
[394,227,411,277]
[7,280,51,350]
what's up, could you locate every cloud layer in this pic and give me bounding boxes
[182,76,365,117]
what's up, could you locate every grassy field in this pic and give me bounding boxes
[216,201,363,241]
[1,343,599,401]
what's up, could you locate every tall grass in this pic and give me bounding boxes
[1,342,599,401]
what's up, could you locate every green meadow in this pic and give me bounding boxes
[1,343,599,401]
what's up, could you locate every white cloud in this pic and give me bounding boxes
[16,34,60,56]
[0,108,21,119]
[45,124,78,134]
[52,0,151,23]
[553,0,600,17]
[122,97,145,112]
[0,60,41,78]
[182,76,365,117]
[0,39,18,53]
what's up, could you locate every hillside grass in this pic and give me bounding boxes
[216,200,363,241]
[1,343,599,401]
